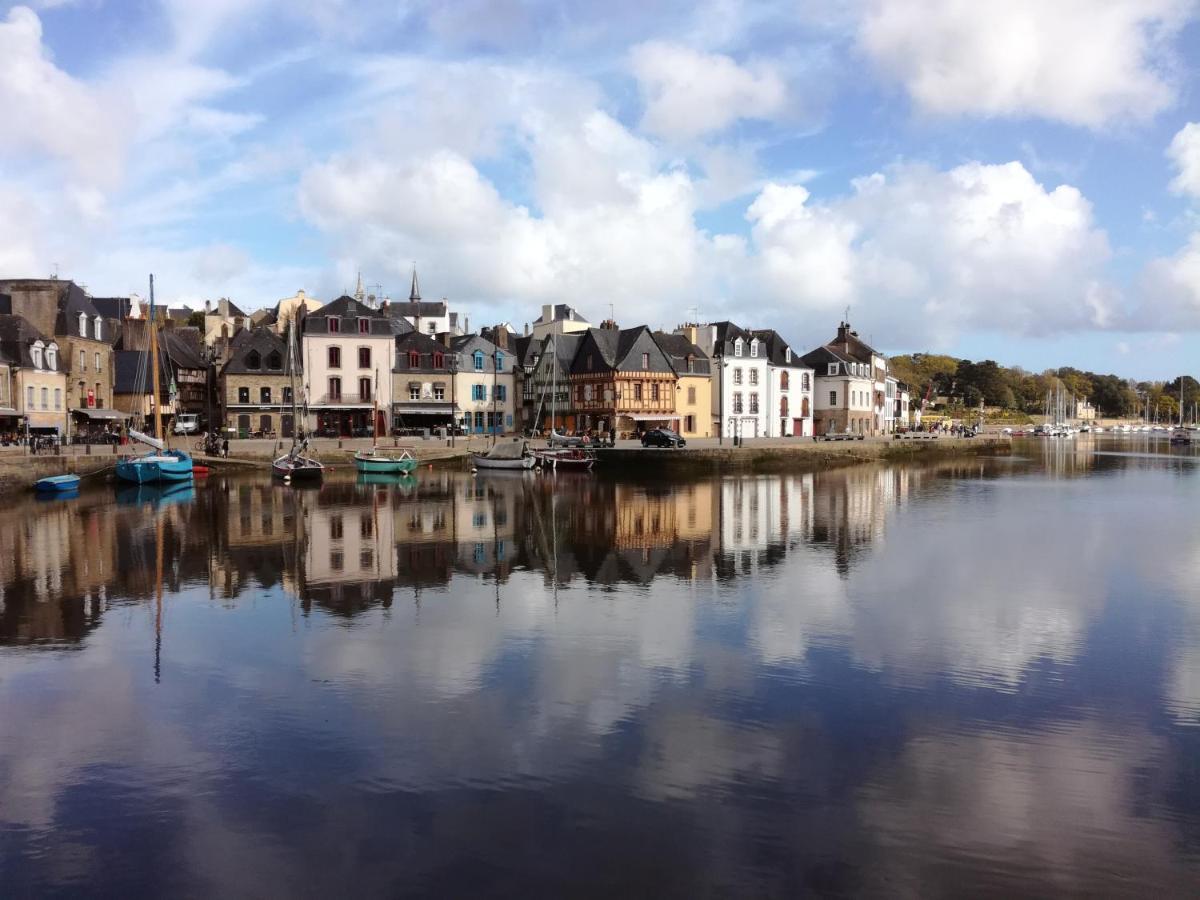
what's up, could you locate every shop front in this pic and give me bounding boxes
[315,406,381,438]
[70,407,129,443]
[392,401,455,435]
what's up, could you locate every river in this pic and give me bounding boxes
[1,437,1199,896]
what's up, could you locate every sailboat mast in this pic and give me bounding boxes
[149,274,162,443]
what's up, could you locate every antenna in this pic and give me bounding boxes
[844,305,850,323]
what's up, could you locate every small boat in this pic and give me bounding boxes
[534,447,596,471]
[116,450,194,484]
[353,447,417,474]
[35,473,80,492]
[272,448,325,480]
[1171,429,1193,446]
[472,440,535,470]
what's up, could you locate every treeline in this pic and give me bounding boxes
[889,354,1200,419]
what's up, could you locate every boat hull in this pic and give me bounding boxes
[533,450,595,471]
[115,450,194,484]
[353,453,417,474]
[35,474,81,492]
[272,454,325,480]
[471,453,535,470]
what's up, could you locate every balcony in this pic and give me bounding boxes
[311,393,376,406]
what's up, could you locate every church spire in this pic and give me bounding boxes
[354,271,365,302]
[409,263,421,302]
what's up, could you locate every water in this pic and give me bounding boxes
[2,437,1199,896]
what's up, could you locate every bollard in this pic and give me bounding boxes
[86,444,91,455]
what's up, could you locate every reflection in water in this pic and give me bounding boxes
[1,437,1199,895]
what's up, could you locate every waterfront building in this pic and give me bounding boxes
[679,322,770,440]
[202,298,249,348]
[268,290,323,336]
[449,333,517,435]
[384,269,461,337]
[652,331,713,438]
[391,330,456,432]
[511,333,544,432]
[219,326,295,438]
[0,313,66,436]
[113,348,174,429]
[801,322,886,436]
[161,328,210,425]
[300,294,394,437]
[524,332,582,432]
[569,323,678,436]
[751,329,815,438]
[531,303,592,340]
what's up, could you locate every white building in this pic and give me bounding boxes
[384,268,462,336]
[801,322,892,436]
[531,304,592,340]
[752,329,815,437]
[450,333,517,435]
[680,321,770,439]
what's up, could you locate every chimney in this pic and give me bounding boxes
[541,304,552,325]
[600,318,618,330]
[524,322,530,336]
[464,315,469,334]
[297,289,305,299]
[204,299,211,315]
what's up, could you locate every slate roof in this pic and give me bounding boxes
[571,326,674,374]
[301,295,392,336]
[91,297,132,320]
[512,334,539,369]
[393,330,451,373]
[114,350,171,394]
[652,332,712,376]
[161,328,206,369]
[52,282,104,336]
[221,326,290,376]
[533,304,589,325]
[750,329,809,369]
[0,314,54,367]
[387,300,448,319]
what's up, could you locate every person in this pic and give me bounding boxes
[222,437,230,458]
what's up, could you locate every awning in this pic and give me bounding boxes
[71,407,130,420]
[0,407,17,417]
[633,415,681,422]
[392,402,455,415]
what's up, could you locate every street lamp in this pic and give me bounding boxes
[449,353,458,449]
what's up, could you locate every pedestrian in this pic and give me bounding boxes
[222,437,230,458]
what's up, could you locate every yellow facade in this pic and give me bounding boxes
[17,368,67,432]
[676,373,712,438]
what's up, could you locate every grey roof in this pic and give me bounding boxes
[571,326,674,374]
[302,295,392,336]
[114,350,170,394]
[52,282,103,335]
[387,300,448,319]
[393,330,451,373]
[161,328,206,369]
[0,314,54,367]
[750,329,808,368]
[533,303,589,325]
[91,297,131,320]
[512,334,539,368]
[652,331,712,376]
[221,326,289,376]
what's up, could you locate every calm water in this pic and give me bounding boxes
[2,438,1199,896]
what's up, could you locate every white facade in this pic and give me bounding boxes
[301,331,395,433]
[715,336,770,438]
[812,360,876,435]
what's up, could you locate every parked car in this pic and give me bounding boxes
[173,414,200,435]
[642,428,686,448]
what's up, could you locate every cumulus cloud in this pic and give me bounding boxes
[1167,121,1200,199]
[858,0,1190,127]
[630,41,788,140]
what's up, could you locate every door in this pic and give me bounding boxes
[260,414,272,435]
[281,414,294,438]
[237,414,250,437]
[792,418,802,436]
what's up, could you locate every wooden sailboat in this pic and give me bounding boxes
[272,321,324,480]
[115,275,194,485]
[1172,377,1193,446]
[354,368,416,474]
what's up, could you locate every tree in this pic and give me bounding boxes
[187,310,206,328]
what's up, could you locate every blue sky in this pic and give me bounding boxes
[3,0,1200,378]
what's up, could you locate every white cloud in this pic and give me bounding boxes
[1137,231,1200,328]
[858,0,1190,127]
[630,41,788,140]
[1167,121,1200,200]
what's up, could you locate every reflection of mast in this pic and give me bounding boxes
[154,501,164,683]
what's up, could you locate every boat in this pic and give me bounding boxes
[1170,429,1192,446]
[115,275,194,486]
[35,473,80,492]
[472,440,535,470]
[352,381,417,474]
[272,321,324,481]
[534,447,596,470]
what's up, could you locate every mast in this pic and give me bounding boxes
[552,332,557,433]
[150,275,162,443]
[373,365,379,450]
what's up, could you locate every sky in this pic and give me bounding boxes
[2,0,1200,378]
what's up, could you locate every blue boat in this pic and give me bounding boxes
[35,474,81,492]
[115,450,194,484]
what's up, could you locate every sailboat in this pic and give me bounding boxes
[536,332,597,468]
[115,275,194,485]
[272,322,325,480]
[354,368,416,474]
[1172,377,1193,446]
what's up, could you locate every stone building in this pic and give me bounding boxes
[801,322,882,436]
[220,326,296,438]
[449,333,517,435]
[391,330,455,432]
[0,313,67,436]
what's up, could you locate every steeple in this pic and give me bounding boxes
[354,271,365,302]
[409,263,421,302]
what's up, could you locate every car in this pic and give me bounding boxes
[641,428,686,448]
[173,414,200,435]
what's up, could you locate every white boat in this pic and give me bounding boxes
[472,440,535,470]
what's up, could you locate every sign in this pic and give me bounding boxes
[87,389,95,409]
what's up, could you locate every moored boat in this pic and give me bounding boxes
[472,440,535,470]
[272,448,325,480]
[534,448,596,470]
[35,474,80,492]
[352,448,416,474]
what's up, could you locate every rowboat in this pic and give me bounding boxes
[353,447,417,474]
[534,448,596,471]
[35,474,80,492]
[272,450,325,480]
[472,440,535,470]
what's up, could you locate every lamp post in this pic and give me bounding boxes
[449,353,458,449]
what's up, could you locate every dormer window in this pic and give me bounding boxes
[358,318,369,334]
[78,312,87,337]
[473,351,484,371]
[734,339,743,357]
[686,354,694,373]
[750,340,759,358]
[828,363,838,376]
[433,352,444,369]
[328,317,340,333]
[785,348,792,363]
[31,341,43,369]
[267,351,282,370]
[409,350,420,368]
[495,351,504,371]
[46,344,57,371]
[246,350,261,370]
[93,317,102,341]
[641,352,649,369]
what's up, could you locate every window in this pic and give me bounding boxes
[330,515,344,540]
[781,371,789,391]
[473,511,487,528]
[687,386,696,404]
[634,382,643,401]
[267,351,282,370]
[495,385,507,402]
[733,367,742,385]
[433,352,444,369]
[433,384,445,400]
[31,343,42,369]
[802,372,810,391]
[408,350,420,368]
[328,317,340,333]
[358,347,371,369]
[686,354,695,373]
[785,348,792,363]
[79,312,87,336]
[494,351,504,371]
[283,386,293,403]
[328,377,342,400]
[732,392,743,414]
[238,387,250,403]
[749,392,759,414]
[749,368,758,386]
[473,351,484,371]
[828,363,838,376]
[359,377,371,400]
[472,384,485,401]
[641,352,649,369]
[260,387,272,403]
[54,388,61,410]
[427,322,436,334]
[247,350,261,369]
[26,386,33,409]
[750,340,759,358]
[651,382,659,401]
[46,346,56,370]
[94,318,102,341]
[358,318,369,334]
[94,352,100,372]
[780,396,788,416]
[328,346,341,368]
[41,387,48,409]
[734,339,743,357]
[829,390,837,405]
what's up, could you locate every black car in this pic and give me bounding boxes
[641,428,686,448]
